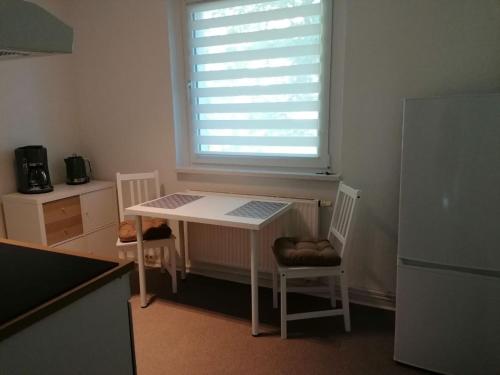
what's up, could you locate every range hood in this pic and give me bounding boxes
[0,0,73,60]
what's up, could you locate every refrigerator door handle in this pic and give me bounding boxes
[398,257,500,279]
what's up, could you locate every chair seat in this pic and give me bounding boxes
[273,237,342,267]
[118,218,172,243]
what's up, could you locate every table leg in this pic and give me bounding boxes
[135,215,147,308]
[178,221,186,279]
[250,230,259,336]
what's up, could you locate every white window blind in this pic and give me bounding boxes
[185,0,331,165]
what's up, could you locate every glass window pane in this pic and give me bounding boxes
[200,145,318,156]
[194,16,320,38]
[186,0,327,160]
[197,56,319,72]
[198,112,318,120]
[199,129,318,137]
[194,0,320,20]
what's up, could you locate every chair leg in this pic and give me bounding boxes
[340,272,351,332]
[170,243,177,294]
[179,244,186,280]
[160,247,166,273]
[280,272,287,339]
[272,265,278,309]
[328,276,336,307]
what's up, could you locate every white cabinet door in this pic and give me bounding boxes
[81,187,118,233]
[53,236,88,253]
[86,224,119,260]
[3,200,44,244]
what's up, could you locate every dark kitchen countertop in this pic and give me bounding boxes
[0,239,134,340]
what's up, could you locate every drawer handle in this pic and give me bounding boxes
[61,207,66,214]
[63,229,68,235]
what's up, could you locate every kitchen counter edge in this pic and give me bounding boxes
[0,238,134,341]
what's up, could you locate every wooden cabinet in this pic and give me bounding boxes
[3,181,119,259]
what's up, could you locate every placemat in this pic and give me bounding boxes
[141,194,203,209]
[226,200,287,219]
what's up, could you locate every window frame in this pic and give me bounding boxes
[181,0,335,171]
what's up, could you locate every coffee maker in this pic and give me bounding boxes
[15,146,53,194]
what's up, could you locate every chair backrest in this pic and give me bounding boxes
[116,171,161,222]
[328,182,361,261]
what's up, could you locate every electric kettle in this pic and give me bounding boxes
[65,154,91,185]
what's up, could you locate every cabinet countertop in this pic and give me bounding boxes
[2,180,114,204]
[0,238,133,341]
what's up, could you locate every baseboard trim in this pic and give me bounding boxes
[188,261,395,311]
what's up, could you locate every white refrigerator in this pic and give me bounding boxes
[394,94,500,375]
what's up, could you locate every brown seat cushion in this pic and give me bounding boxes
[272,237,341,267]
[118,218,172,243]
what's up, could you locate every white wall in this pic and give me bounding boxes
[69,0,500,298]
[341,0,500,294]
[0,0,82,237]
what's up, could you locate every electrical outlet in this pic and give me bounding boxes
[319,200,332,207]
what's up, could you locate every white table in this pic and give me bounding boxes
[125,191,292,336]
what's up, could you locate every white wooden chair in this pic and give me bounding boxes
[272,182,361,338]
[116,171,185,293]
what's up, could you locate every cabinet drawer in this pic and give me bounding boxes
[43,196,82,225]
[44,197,84,245]
[45,216,83,245]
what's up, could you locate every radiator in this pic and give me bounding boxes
[187,195,319,273]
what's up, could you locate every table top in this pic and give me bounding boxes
[0,239,133,341]
[124,191,293,230]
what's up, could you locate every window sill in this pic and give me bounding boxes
[176,166,340,182]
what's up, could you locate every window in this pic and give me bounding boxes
[184,0,333,170]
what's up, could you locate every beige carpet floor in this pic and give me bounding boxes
[129,269,429,375]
